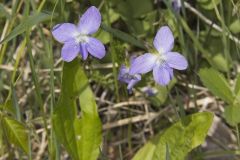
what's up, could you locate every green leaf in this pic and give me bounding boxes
[53,59,81,160]
[0,12,53,44]
[211,53,229,72]
[115,0,153,35]
[235,74,240,94]
[223,105,240,126]
[3,100,15,116]
[76,114,102,160]
[133,112,213,160]
[0,104,3,109]
[0,3,10,19]
[75,61,102,160]
[95,30,111,44]
[102,8,120,24]
[166,144,171,160]
[2,116,29,153]
[197,0,220,10]
[101,24,146,49]
[148,78,177,107]
[53,59,102,160]
[234,74,240,105]
[116,0,153,18]
[229,19,240,34]
[53,98,79,160]
[132,136,157,160]
[61,59,85,98]
[0,116,4,153]
[199,68,234,104]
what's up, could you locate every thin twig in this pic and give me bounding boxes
[184,2,240,45]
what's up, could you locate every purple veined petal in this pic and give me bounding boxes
[168,66,174,79]
[127,79,138,90]
[80,43,88,60]
[52,23,78,43]
[118,65,129,83]
[86,37,106,59]
[153,26,174,54]
[172,0,181,12]
[165,52,188,70]
[61,40,80,62]
[127,75,141,90]
[153,65,172,86]
[130,55,137,64]
[129,53,157,75]
[119,76,130,84]
[78,6,101,35]
[118,65,128,80]
[141,87,158,96]
[118,76,129,84]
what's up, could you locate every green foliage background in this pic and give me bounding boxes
[0,0,240,159]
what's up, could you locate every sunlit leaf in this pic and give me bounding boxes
[133,112,213,160]
[234,74,240,105]
[2,116,29,153]
[224,105,240,126]
[3,100,15,116]
[211,54,229,72]
[53,59,102,160]
[229,19,240,34]
[53,98,79,160]
[199,68,234,104]
[74,61,102,160]
[53,59,82,160]
[235,74,240,94]
[102,8,120,24]
[132,136,157,160]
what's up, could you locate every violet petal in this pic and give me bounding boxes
[129,53,157,75]
[78,6,101,35]
[165,52,188,70]
[153,65,172,85]
[86,37,106,59]
[127,75,141,90]
[153,26,174,54]
[80,43,88,60]
[52,23,78,43]
[61,40,80,62]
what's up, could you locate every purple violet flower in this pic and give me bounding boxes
[129,26,188,86]
[52,6,106,62]
[172,0,181,12]
[118,64,141,90]
[141,87,158,96]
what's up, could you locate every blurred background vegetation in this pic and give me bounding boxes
[0,0,240,159]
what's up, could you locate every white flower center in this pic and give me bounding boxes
[155,54,167,66]
[75,34,89,43]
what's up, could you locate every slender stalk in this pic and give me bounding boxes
[118,145,123,160]
[0,0,24,65]
[28,128,32,160]
[236,125,240,149]
[26,30,49,148]
[105,1,120,102]
[168,87,180,119]
[213,0,231,77]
